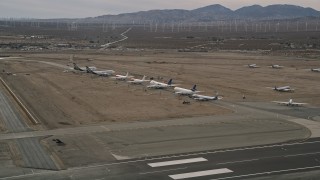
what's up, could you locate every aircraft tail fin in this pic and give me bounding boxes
[73,63,80,70]
[86,66,93,73]
[167,79,173,85]
[289,99,293,104]
[142,75,146,81]
[191,85,197,91]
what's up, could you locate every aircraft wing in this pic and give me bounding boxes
[283,88,295,92]
[291,102,307,106]
[272,101,289,105]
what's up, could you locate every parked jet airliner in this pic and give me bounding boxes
[73,63,96,71]
[272,99,307,106]
[269,86,294,92]
[269,64,284,69]
[147,79,176,89]
[127,75,150,84]
[111,72,133,80]
[86,66,115,76]
[174,85,201,95]
[247,64,260,68]
[192,93,223,101]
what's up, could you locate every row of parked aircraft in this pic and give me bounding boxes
[247,64,320,72]
[71,63,308,104]
[71,63,222,101]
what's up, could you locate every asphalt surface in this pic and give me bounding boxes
[15,138,58,170]
[0,91,29,132]
[2,138,320,180]
[0,88,57,170]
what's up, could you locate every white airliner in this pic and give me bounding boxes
[269,64,284,69]
[174,85,201,95]
[272,99,307,106]
[311,68,320,72]
[86,66,115,76]
[247,64,260,68]
[147,79,176,89]
[192,93,223,101]
[270,86,294,92]
[73,63,96,72]
[111,72,133,80]
[127,75,150,84]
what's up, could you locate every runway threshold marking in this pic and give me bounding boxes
[148,157,207,167]
[169,168,233,179]
[211,165,320,180]
[140,167,187,175]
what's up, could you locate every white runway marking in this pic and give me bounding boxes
[148,157,207,167]
[169,168,233,179]
[140,167,187,175]
[211,165,320,180]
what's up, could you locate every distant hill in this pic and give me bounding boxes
[87,4,320,23]
[235,4,320,18]
[191,4,233,21]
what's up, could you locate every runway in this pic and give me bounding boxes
[0,88,58,170]
[0,91,29,133]
[3,138,320,179]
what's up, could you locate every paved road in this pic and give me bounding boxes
[101,27,131,48]
[2,138,320,180]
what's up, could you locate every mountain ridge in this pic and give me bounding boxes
[89,4,320,23]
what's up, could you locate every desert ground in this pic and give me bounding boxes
[0,50,319,130]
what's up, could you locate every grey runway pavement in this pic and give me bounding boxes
[3,138,320,180]
[15,138,58,170]
[0,89,58,170]
[0,91,29,133]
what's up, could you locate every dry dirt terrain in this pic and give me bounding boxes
[0,50,319,130]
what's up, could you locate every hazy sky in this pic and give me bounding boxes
[1,0,319,18]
